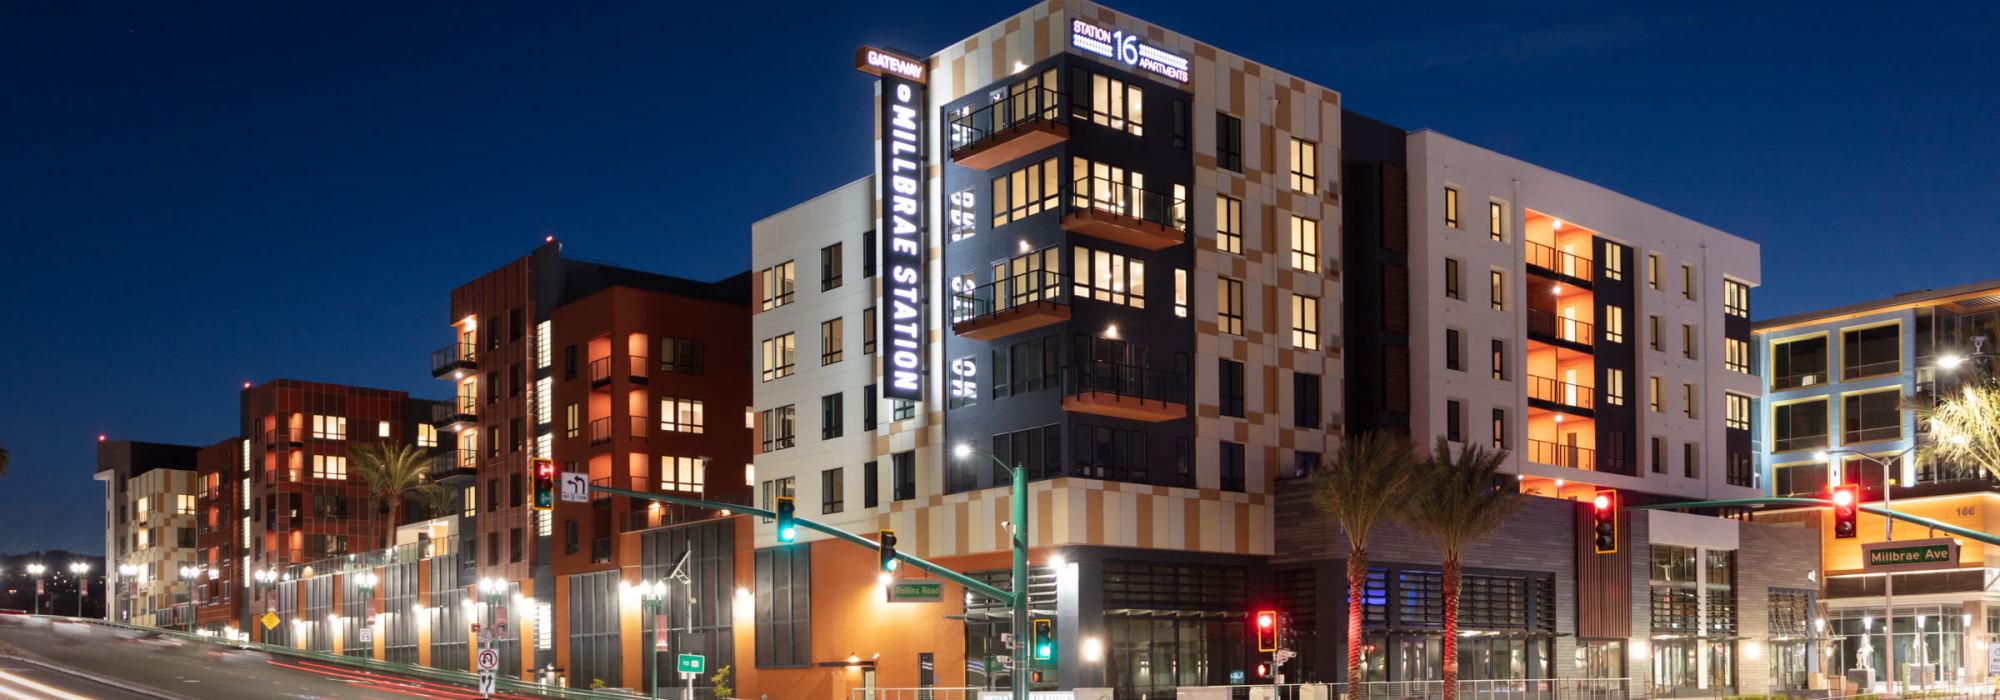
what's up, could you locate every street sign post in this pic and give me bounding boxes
[677,654,704,675]
[887,579,944,603]
[1863,538,1960,573]
[654,614,670,651]
[477,648,499,671]
[357,626,373,644]
[477,670,495,697]
[561,472,590,503]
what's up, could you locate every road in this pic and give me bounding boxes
[0,615,541,700]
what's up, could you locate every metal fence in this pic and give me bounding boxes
[850,688,987,700]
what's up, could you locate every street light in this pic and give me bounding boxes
[179,566,201,633]
[68,563,89,617]
[953,442,1031,700]
[117,564,139,622]
[477,577,507,669]
[639,579,668,699]
[26,564,45,616]
[1818,445,1918,694]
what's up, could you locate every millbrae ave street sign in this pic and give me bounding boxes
[1862,538,1959,573]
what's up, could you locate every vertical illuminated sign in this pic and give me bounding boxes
[859,46,929,402]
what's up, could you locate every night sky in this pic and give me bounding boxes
[3,1,1996,554]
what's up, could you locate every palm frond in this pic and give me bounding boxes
[1401,437,1526,558]
[1308,430,1417,549]
[1909,384,2000,481]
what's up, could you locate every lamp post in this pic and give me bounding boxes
[953,443,1030,700]
[68,563,89,617]
[179,566,200,633]
[639,579,667,699]
[117,564,139,622]
[1819,445,1919,694]
[477,577,507,677]
[26,564,45,616]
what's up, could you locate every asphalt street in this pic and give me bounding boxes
[0,615,540,700]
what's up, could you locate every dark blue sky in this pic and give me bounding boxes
[3,1,1995,554]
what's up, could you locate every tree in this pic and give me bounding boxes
[414,482,458,519]
[1912,383,2000,481]
[349,442,434,549]
[710,664,734,699]
[1400,438,1525,700]
[1307,430,1416,686]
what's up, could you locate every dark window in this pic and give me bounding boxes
[1219,359,1245,417]
[1294,372,1321,428]
[1215,112,1243,172]
[509,418,523,453]
[892,399,914,422]
[1291,451,1321,479]
[820,393,844,440]
[510,363,523,396]
[1220,441,1246,492]
[1073,424,1148,483]
[820,243,843,291]
[1171,98,1189,149]
[564,345,578,380]
[1684,443,1699,479]
[1774,400,1830,453]
[1446,329,1463,371]
[509,471,523,507]
[892,451,915,501]
[991,424,1064,485]
[510,527,523,562]
[1446,400,1463,442]
[1651,437,1666,474]
[661,337,705,375]
[564,520,578,555]
[487,531,499,566]
[861,230,877,278]
[1842,390,1901,444]
[486,478,499,512]
[1491,339,1507,380]
[1445,258,1461,299]
[486,317,499,349]
[821,468,844,514]
[863,461,879,508]
[509,309,523,341]
[1771,337,1828,390]
[1492,408,1507,450]
[1843,324,1901,380]
[863,384,878,431]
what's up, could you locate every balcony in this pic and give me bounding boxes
[1061,176,1188,250]
[430,342,478,379]
[429,449,476,481]
[1771,370,1828,391]
[1842,424,1901,446]
[628,354,649,386]
[1524,241,1593,286]
[1772,432,1828,455]
[948,87,1068,170]
[951,270,1072,340]
[589,418,611,446]
[1526,309,1593,352]
[1526,374,1594,416]
[1842,359,1900,382]
[628,415,649,440]
[431,396,477,429]
[1062,361,1188,423]
[1526,439,1595,471]
[589,357,612,389]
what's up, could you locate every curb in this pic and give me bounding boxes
[0,645,198,700]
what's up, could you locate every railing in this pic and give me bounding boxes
[628,415,648,439]
[588,417,611,445]
[1527,308,1594,347]
[1336,678,1637,700]
[1528,438,1596,470]
[948,86,1064,153]
[1066,175,1188,232]
[431,396,477,423]
[951,270,1071,324]
[1527,374,1594,411]
[1843,357,1901,380]
[588,357,611,386]
[1525,240,1593,282]
[429,342,477,375]
[1773,433,1828,454]
[589,475,648,504]
[850,689,984,700]
[1771,369,1828,390]
[1066,360,1188,406]
[282,538,455,581]
[429,449,476,477]
[1843,424,1901,444]
[627,353,649,382]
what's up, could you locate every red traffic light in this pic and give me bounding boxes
[1593,493,1611,511]
[1831,487,1854,507]
[1832,484,1860,539]
[1257,611,1274,628]
[1255,662,1271,678]
[1254,610,1278,652]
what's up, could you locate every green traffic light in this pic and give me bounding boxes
[1036,643,1051,660]
[779,526,797,542]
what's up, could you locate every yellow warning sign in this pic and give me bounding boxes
[260,611,281,630]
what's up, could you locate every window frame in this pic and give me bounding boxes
[1289,137,1318,193]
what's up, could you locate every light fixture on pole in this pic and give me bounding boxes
[26,564,45,616]
[640,578,668,700]
[953,442,1032,700]
[68,562,89,617]
[179,565,201,633]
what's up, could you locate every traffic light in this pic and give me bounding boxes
[1255,610,1279,652]
[776,496,798,543]
[1255,662,1271,678]
[531,458,556,511]
[1031,618,1054,661]
[878,530,900,573]
[1591,490,1618,554]
[1832,484,1859,539]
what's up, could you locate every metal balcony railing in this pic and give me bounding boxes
[1527,374,1594,412]
[947,86,1064,154]
[1527,308,1594,348]
[429,342,477,377]
[1525,240,1593,282]
[1527,439,1595,470]
[588,418,611,445]
[1065,175,1188,232]
[431,396,478,425]
[1771,370,1828,390]
[1843,357,1900,380]
[1772,432,1828,454]
[627,354,649,384]
[1843,424,1901,445]
[1065,360,1188,406]
[950,270,1071,325]
[282,537,456,582]
[429,449,476,478]
[588,357,611,387]
[628,415,648,440]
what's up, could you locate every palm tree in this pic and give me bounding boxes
[414,481,458,519]
[1308,430,1417,687]
[1401,437,1525,700]
[349,442,434,549]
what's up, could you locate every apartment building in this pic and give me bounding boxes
[1755,278,2000,683]
[425,240,752,684]
[94,440,201,627]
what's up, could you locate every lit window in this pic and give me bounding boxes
[311,415,347,440]
[1290,216,1319,271]
[1602,242,1625,281]
[1445,258,1462,300]
[377,421,391,438]
[1726,338,1750,373]
[1289,138,1317,193]
[1488,200,1506,242]
[311,455,347,480]
[1682,264,1696,301]
[660,398,705,434]
[660,455,705,494]
[1489,270,1505,311]
[1444,187,1460,228]
[1649,376,1663,413]
[760,261,795,310]
[1291,294,1320,349]
[1214,194,1242,254]
[760,333,796,382]
[862,308,877,355]
[1647,254,1661,290]
[463,486,476,518]
[1089,72,1144,136]
[1605,369,1626,406]
[991,157,1061,228]
[820,318,844,366]
[1604,306,1626,344]
[1725,393,1751,430]
[1173,269,1188,318]
[1217,277,1244,336]
[417,423,438,448]
[1072,245,1146,309]
[177,494,196,515]
[1725,280,1750,318]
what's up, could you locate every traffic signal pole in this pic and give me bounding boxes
[1010,464,1029,700]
